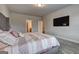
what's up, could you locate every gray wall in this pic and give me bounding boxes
[10,12,41,33]
[43,5,79,43]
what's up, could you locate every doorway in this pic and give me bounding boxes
[26,20,32,32]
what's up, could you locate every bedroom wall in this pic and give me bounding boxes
[10,12,41,33]
[43,5,79,43]
[0,4,10,17]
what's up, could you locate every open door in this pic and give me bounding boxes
[26,20,32,32]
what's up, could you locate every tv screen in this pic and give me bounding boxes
[53,16,69,26]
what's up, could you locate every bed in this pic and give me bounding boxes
[0,33,60,54]
[0,12,60,54]
[0,32,60,54]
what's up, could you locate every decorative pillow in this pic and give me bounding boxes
[9,29,22,37]
[10,31,19,38]
[0,42,8,49]
[8,29,19,37]
[0,32,17,45]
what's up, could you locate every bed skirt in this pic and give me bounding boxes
[38,46,60,54]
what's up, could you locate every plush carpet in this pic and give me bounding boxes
[57,38,79,54]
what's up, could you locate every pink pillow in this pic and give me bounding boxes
[0,42,8,49]
[10,31,19,38]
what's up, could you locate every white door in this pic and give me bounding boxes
[38,20,43,33]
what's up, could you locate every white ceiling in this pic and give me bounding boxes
[7,4,70,16]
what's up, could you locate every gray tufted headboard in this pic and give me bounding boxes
[0,13,10,31]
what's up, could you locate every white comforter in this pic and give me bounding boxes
[2,33,60,54]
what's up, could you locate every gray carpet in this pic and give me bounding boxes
[57,38,79,54]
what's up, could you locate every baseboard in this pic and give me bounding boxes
[55,35,79,44]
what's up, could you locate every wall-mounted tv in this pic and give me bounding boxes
[53,16,69,26]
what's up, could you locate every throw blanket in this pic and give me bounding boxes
[7,33,60,54]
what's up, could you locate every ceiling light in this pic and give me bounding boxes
[33,4,46,8]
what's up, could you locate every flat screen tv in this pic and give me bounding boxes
[53,16,69,26]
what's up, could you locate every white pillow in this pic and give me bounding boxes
[0,29,3,33]
[18,32,24,37]
[0,32,17,45]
